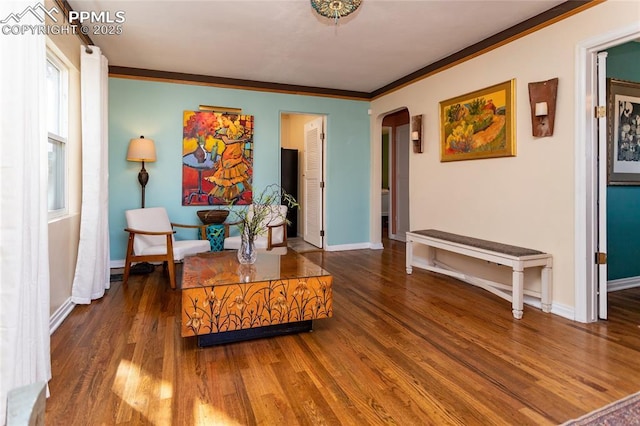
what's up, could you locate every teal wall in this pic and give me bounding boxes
[109,78,371,261]
[606,41,640,281]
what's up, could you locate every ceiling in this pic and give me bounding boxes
[67,0,572,95]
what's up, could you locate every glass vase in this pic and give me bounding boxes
[237,235,257,264]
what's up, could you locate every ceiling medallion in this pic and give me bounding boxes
[311,0,362,24]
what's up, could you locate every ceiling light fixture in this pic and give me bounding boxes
[311,0,362,24]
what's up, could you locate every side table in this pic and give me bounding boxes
[196,209,229,252]
[205,224,225,251]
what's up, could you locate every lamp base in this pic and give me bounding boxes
[138,162,149,208]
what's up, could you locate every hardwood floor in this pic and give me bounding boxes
[46,239,640,425]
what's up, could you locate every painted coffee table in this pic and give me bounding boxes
[181,250,333,346]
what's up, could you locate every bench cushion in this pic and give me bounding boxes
[412,229,545,257]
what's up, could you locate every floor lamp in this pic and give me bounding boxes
[126,135,156,208]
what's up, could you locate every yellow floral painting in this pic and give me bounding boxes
[440,80,516,162]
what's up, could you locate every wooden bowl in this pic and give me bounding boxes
[197,209,230,225]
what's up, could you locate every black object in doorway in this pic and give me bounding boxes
[281,148,299,237]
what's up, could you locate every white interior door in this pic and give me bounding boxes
[597,51,608,319]
[392,124,410,242]
[303,116,324,248]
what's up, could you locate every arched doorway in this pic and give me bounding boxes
[381,109,410,242]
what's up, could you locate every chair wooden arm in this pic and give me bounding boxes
[171,222,205,229]
[266,221,287,250]
[171,222,208,240]
[124,228,176,236]
[223,220,243,238]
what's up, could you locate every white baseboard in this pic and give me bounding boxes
[110,259,125,268]
[549,302,575,321]
[370,242,384,250]
[325,242,372,252]
[49,298,75,335]
[518,297,575,321]
[608,276,640,292]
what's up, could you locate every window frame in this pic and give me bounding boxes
[46,49,69,220]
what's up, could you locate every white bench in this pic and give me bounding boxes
[406,229,552,319]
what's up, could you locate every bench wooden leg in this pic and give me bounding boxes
[512,265,524,319]
[406,238,413,274]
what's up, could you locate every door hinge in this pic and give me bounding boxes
[595,252,607,265]
[320,132,325,140]
[320,230,325,237]
[320,181,325,188]
[595,106,606,118]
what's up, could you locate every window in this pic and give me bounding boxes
[46,51,68,217]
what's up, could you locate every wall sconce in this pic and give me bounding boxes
[528,78,558,138]
[411,114,423,153]
[127,135,156,208]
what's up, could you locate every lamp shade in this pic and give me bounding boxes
[127,136,156,162]
[534,102,548,117]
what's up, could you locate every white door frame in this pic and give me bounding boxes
[574,22,640,323]
[596,51,608,320]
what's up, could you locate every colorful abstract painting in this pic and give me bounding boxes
[182,111,254,205]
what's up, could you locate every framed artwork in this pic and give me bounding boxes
[439,79,516,162]
[607,79,640,185]
[182,110,254,205]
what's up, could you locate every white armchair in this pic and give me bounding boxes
[224,205,288,251]
[123,207,210,289]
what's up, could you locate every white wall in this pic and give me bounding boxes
[46,0,82,320]
[370,1,640,313]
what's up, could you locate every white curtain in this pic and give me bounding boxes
[0,2,51,424]
[71,46,110,304]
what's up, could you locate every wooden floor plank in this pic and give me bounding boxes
[46,238,640,425]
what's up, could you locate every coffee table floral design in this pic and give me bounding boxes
[181,251,333,338]
[184,277,332,335]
